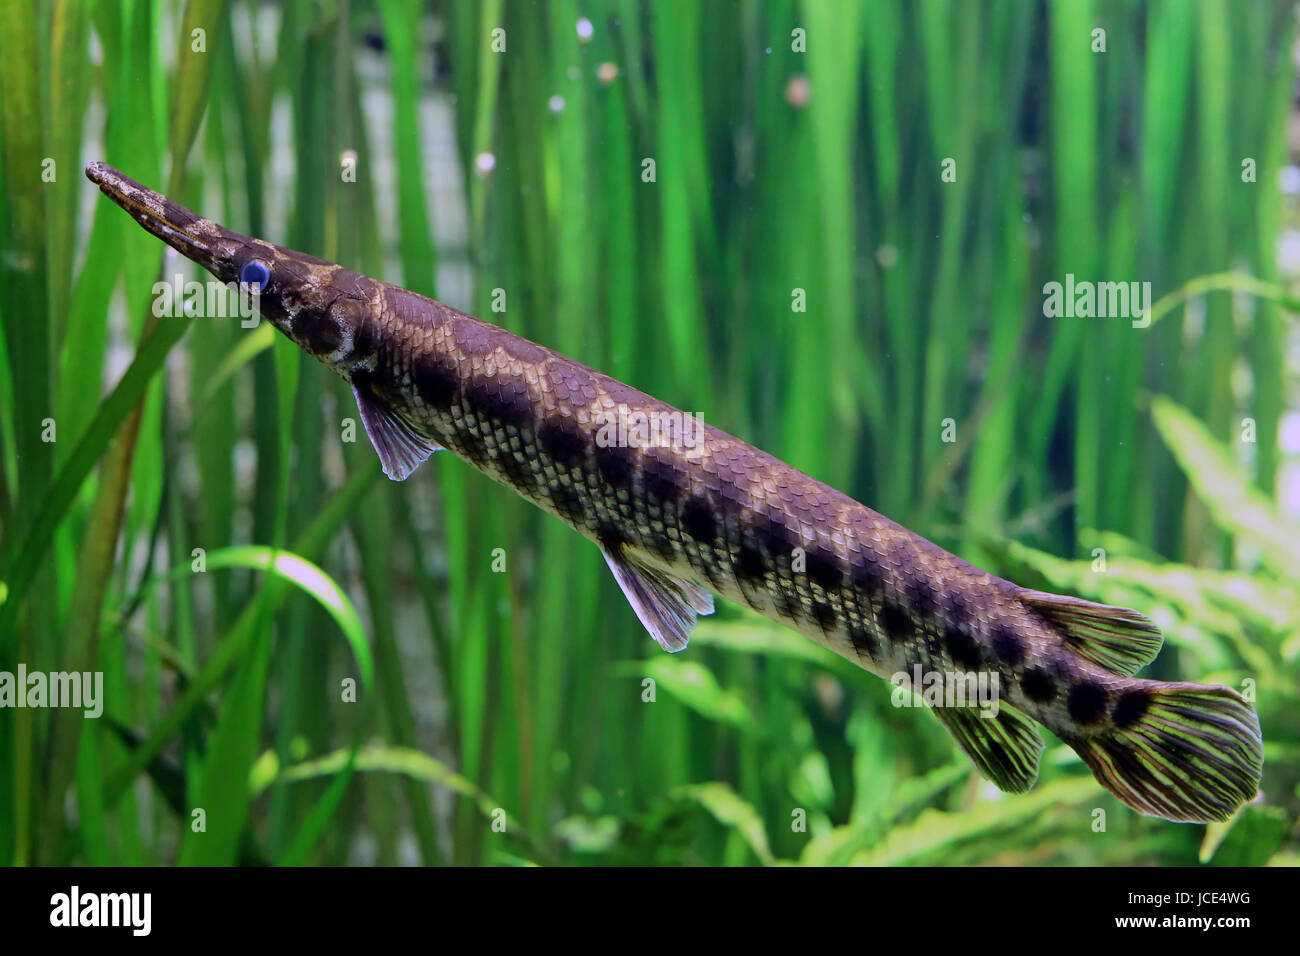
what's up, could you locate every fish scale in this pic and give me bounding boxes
[386,298,894,647]
[87,161,1264,824]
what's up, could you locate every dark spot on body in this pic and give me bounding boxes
[735,543,766,582]
[646,528,678,563]
[811,601,838,633]
[945,625,983,670]
[255,293,291,325]
[990,622,1025,666]
[944,589,969,619]
[1111,690,1150,728]
[805,548,842,591]
[293,308,345,356]
[539,418,587,467]
[596,521,628,551]
[681,496,717,543]
[467,379,531,428]
[496,448,538,495]
[415,355,459,409]
[1066,681,1108,725]
[548,483,587,524]
[594,441,636,489]
[644,458,686,502]
[907,576,937,618]
[848,625,879,660]
[350,316,377,361]
[880,600,912,641]
[759,518,792,558]
[1020,667,1057,703]
[851,552,885,594]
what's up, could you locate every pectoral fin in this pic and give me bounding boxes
[602,546,714,653]
[352,381,442,481]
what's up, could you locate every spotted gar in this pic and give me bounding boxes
[88,161,1262,824]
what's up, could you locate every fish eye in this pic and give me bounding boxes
[239,260,271,292]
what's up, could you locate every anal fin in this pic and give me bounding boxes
[932,703,1044,794]
[602,546,714,653]
[352,380,442,481]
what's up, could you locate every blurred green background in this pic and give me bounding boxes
[1,0,1298,866]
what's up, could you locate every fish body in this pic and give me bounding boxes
[88,162,1262,824]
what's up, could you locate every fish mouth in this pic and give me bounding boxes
[85,162,221,270]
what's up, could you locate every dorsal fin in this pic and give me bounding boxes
[1019,589,1163,677]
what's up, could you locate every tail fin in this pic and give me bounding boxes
[1062,682,1262,823]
